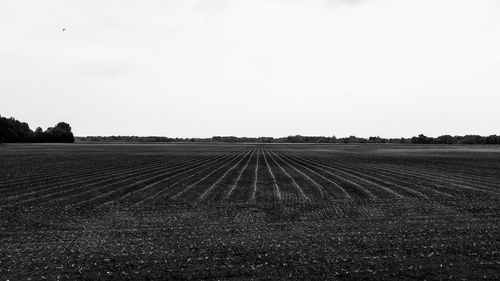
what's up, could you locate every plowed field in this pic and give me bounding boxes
[1,143,499,280]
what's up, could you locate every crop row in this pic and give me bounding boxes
[1,146,498,211]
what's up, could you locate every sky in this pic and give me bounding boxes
[1,0,499,138]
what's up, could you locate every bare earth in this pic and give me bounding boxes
[0,143,499,280]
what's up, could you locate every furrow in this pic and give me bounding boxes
[356,161,500,196]
[270,150,327,200]
[0,155,200,205]
[265,149,308,202]
[249,148,260,201]
[68,152,238,210]
[276,151,351,199]
[0,155,172,189]
[394,165,500,194]
[297,155,430,199]
[97,151,245,208]
[172,150,248,199]
[313,158,456,198]
[197,149,254,201]
[0,157,166,194]
[5,155,207,208]
[395,163,500,187]
[297,154,405,199]
[262,148,282,201]
[225,148,256,199]
[134,151,243,206]
[0,155,193,198]
[284,154,377,200]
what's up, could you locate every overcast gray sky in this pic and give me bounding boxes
[1,0,499,137]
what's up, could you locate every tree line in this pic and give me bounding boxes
[410,134,500,145]
[77,134,500,144]
[2,114,498,144]
[0,115,74,143]
[213,134,500,144]
[77,136,201,143]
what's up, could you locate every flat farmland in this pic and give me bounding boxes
[0,143,499,280]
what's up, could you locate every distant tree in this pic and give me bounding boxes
[257,137,274,143]
[34,127,44,142]
[0,116,75,143]
[55,122,72,133]
[0,116,34,142]
[485,135,500,144]
[340,135,367,143]
[412,134,431,144]
[436,135,456,144]
[369,136,387,143]
[461,135,485,144]
[286,135,305,143]
[43,122,74,143]
[396,138,411,144]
